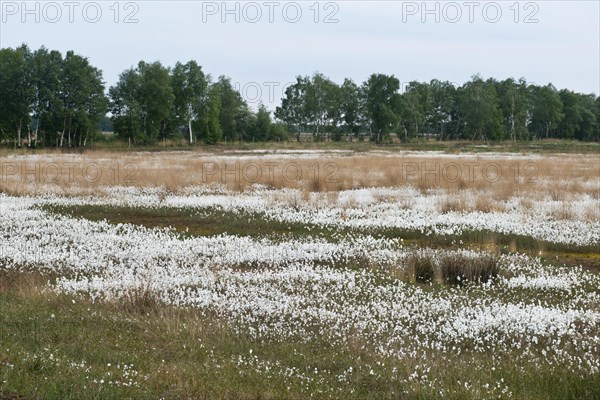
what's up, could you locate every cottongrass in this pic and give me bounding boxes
[28,184,600,245]
[1,194,599,389]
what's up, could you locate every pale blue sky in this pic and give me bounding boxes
[1,1,598,110]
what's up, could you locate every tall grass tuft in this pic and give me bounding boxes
[119,286,161,314]
[407,254,435,283]
[438,253,499,285]
[402,252,499,286]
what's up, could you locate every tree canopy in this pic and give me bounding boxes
[1,44,598,147]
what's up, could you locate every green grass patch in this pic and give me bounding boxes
[40,204,333,242]
[41,204,599,270]
[1,270,599,399]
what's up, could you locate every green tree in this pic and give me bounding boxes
[496,78,531,141]
[339,78,360,141]
[214,76,245,141]
[0,45,34,147]
[458,75,502,141]
[5,45,600,147]
[171,60,208,144]
[573,93,598,141]
[557,89,581,139]
[205,84,222,144]
[110,61,173,144]
[254,103,271,141]
[137,61,174,141]
[233,104,255,142]
[397,81,428,139]
[530,83,563,139]
[109,67,143,143]
[30,47,63,146]
[427,80,455,140]
[268,122,288,141]
[594,97,600,141]
[74,68,108,147]
[556,90,598,141]
[51,50,107,147]
[361,73,400,143]
[275,76,310,142]
[304,73,339,141]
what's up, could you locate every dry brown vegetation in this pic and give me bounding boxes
[0,269,52,300]
[551,204,576,221]
[1,150,598,219]
[402,252,499,285]
[437,193,469,213]
[1,147,599,400]
[474,195,506,213]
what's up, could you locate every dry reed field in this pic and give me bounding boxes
[1,149,599,224]
[1,149,598,197]
[1,147,599,399]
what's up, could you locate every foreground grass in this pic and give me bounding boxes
[1,270,599,400]
[42,204,600,269]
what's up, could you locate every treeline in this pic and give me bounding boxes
[276,73,600,142]
[0,45,107,147]
[1,44,599,147]
[0,45,284,147]
[109,60,286,145]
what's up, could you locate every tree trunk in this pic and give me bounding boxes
[34,117,40,147]
[17,120,22,148]
[67,117,72,147]
[471,129,478,142]
[59,116,66,147]
[510,97,516,141]
[188,118,193,144]
[454,115,461,140]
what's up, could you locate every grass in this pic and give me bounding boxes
[2,145,599,398]
[40,204,330,241]
[406,253,436,283]
[8,137,597,154]
[437,253,499,285]
[2,270,599,400]
[41,204,600,270]
[404,252,499,285]
[2,146,599,199]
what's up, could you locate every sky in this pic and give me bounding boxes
[1,0,599,110]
